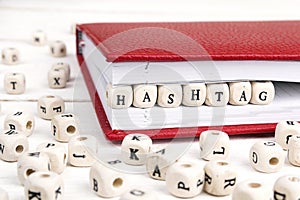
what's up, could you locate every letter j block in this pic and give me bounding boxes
[106,84,133,109]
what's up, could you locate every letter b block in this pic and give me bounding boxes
[250,81,275,105]
[166,161,204,198]
[106,84,133,109]
[37,95,65,120]
[121,134,152,165]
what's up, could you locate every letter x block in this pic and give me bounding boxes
[121,134,152,165]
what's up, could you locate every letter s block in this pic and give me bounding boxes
[250,81,275,105]
[106,84,133,109]
[121,134,152,165]
[157,84,182,108]
[166,161,204,198]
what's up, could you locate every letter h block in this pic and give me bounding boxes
[121,134,152,165]
[106,84,133,109]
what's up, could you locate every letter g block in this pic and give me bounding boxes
[250,81,275,105]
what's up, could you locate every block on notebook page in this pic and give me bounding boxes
[273,175,300,200]
[204,160,237,196]
[157,84,182,108]
[182,83,206,106]
[228,81,251,105]
[249,141,285,173]
[4,73,26,94]
[32,30,47,46]
[106,84,133,109]
[2,47,19,65]
[166,161,204,198]
[205,83,229,106]
[133,84,157,108]
[250,81,275,105]
[275,120,300,150]
[49,40,67,57]
[48,68,67,89]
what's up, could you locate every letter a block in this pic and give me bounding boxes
[165,161,204,198]
[250,81,275,105]
[229,81,251,105]
[106,84,133,109]
[121,134,152,165]
[133,84,157,108]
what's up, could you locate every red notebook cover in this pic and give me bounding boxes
[76,21,300,140]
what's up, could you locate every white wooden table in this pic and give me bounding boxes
[1,0,300,199]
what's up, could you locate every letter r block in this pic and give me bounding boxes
[250,81,275,105]
[106,84,133,109]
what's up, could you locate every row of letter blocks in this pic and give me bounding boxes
[106,81,275,108]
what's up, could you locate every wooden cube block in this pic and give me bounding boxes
[4,111,35,137]
[204,160,237,196]
[274,175,300,200]
[37,142,67,174]
[2,47,19,65]
[228,81,251,105]
[205,83,229,106]
[49,41,67,57]
[182,83,206,106]
[0,129,28,162]
[199,130,230,161]
[90,161,128,198]
[4,73,26,94]
[249,141,285,173]
[157,84,182,108]
[121,134,152,165]
[32,30,47,46]
[275,120,300,150]
[232,180,272,200]
[51,62,71,81]
[48,69,67,89]
[24,171,64,200]
[17,151,50,185]
[287,135,300,166]
[120,189,158,200]
[133,84,157,108]
[106,84,133,109]
[51,113,79,142]
[250,81,275,105]
[37,95,65,120]
[166,161,204,198]
[68,135,98,167]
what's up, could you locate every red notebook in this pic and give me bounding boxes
[76,21,300,140]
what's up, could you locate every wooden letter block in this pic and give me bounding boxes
[32,30,47,46]
[37,142,67,174]
[4,111,35,137]
[157,84,182,108]
[90,161,127,198]
[287,135,300,166]
[4,73,26,94]
[166,161,204,198]
[68,135,98,167]
[121,134,152,166]
[37,95,65,120]
[275,120,300,150]
[199,130,230,161]
[232,180,272,200]
[49,40,67,57]
[17,151,50,185]
[51,62,71,81]
[229,81,251,105]
[24,171,64,200]
[51,113,79,142]
[273,175,300,200]
[0,129,28,162]
[204,160,237,196]
[2,47,19,65]
[120,189,158,200]
[182,83,206,106]
[205,83,229,106]
[133,84,157,108]
[48,69,67,89]
[250,81,275,105]
[249,141,285,173]
[106,84,133,109]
